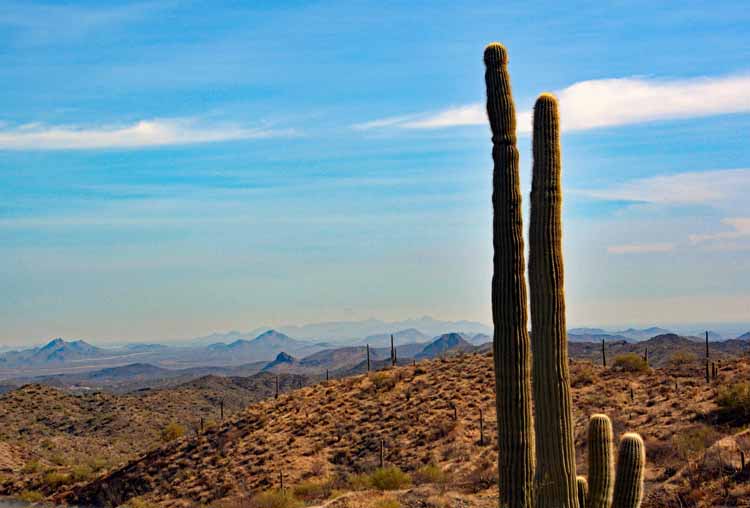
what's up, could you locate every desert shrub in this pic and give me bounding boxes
[125,497,160,508]
[667,351,698,366]
[571,363,597,387]
[347,472,373,490]
[369,466,411,490]
[374,499,401,508]
[247,490,302,508]
[371,372,397,391]
[673,425,719,460]
[413,463,447,486]
[17,490,44,503]
[21,460,43,474]
[161,422,186,442]
[70,463,95,483]
[716,382,750,422]
[291,479,333,502]
[611,353,649,373]
[42,470,72,489]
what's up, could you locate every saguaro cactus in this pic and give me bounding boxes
[587,415,615,508]
[529,93,578,508]
[611,434,646,508]
[484,41,535,508]
[484,43,646,508]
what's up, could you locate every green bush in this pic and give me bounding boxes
[717,382,750,422]
[371,372,397,391]
[347,472,373,490]
[161,422,186,442]
[248,489,302,508]
[571,363,597,387]
[42,470,72,489]
[611,353,649,373]
[18,490,45,503]
[291,479,333,502]
[413,463,447,485]
[369,466,411,491]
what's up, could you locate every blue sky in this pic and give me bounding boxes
[1,1,749,344]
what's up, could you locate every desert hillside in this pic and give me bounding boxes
[0,372,309,498]
[34,351,749,508]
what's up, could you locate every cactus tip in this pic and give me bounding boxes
[484,42,508,66]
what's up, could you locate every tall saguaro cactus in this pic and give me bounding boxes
[484,43,646,508]
[529,93,578,507]
[484,42,535,508]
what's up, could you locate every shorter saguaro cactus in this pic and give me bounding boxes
[587,414,615,508]
[612,433,646,508]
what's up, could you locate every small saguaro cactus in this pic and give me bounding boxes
[484,41,536,508]
[220,399,224,421]
[587,414,615,508]
[367,344,371,372]
[275,375,279,399]
[611,434,646,508]
[602,339,607,367]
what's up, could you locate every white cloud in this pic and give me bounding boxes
[0,118,293,150]
[576,168,750,208]
[356,73,750,132]
[607,243,675,254]
[689,217,750,244]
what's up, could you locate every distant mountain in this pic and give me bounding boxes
[259,316,493,342]
[0,338,109,367]
[358,328,429,347]
[262,352,297,372]
[416,333,474,359]
[468,333,491,345]
[614,327,672,341]
[205,330,323,362]
[737,331,750,341]
[568,332,632,343]
[568,327,609,335]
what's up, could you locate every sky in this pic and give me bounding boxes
[1,0,749,345]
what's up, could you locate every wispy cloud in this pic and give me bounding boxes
[356,73,750,132]
[0,118,293,150]
[607,243,675,254]
[576,168,750,208]
[689,217,750,244]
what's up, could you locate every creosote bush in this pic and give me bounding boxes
[612,353,650,373]
[161,422,186,442]
[369,466,411,491]
[247,489,302,508]
[413,463,447,486]
[716,382,750,423]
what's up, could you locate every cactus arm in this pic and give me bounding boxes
[484,42,536,508]
[577,476,589,508]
